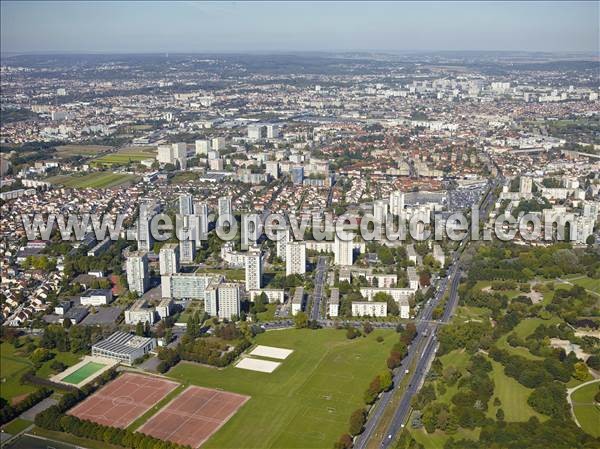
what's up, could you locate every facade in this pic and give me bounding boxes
[285,241,306,276]
[126,251,149,295]
[155,298,173,319]
[276,228,289,261]
[159,243,180,276]
[179,193,194,216]
[218,196,232,218]
[433,244,445,266]
[406,244,417,264]
[329,288,339,317]
[373,199,388,223]
[389,191,405,216]
[217,283,242,320]
[245,248,262,291]
[352,301,387,317]
[195,139,211,155]
[249,288,285,304]
[334,235,353,266]
[80,289,113,306]
[520,176,533,194]
[161,272,218,299]
[407,267,420,290]
[124,299,155,325]
[91,331,156,365]
[291,287,304,316]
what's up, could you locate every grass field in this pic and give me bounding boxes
[0,343,36,402]
[36,351,81,379]
[1,418,32,435]
[46,172,137,188]
[92,147,156,166]
[167,328,395,449]
[54,144,112,156]
[571,381,600,438]
[564,275,600,295]
[409,426,480,449]
[486,358,544,422]
[496,317,561,360]
[61,361,105,384]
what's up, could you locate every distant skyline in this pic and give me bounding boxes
[1,1,598,55]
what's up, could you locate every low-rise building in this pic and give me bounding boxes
[329,288,339,318]
[124,299,155,325]
[80,288,113,306]
[91,331,156,365]
[352,301,387,317]
[291,287,304,316]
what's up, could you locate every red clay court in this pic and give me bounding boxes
[68,372,179,428]
[138,386,250,448]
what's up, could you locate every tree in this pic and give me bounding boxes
[135,321,144,336]
[294,311,308,329]
[379,370,393,391]
[363,322,373,334]
[334,433,353,449]
[496,408,505,421]
[573,362,589,381]
[62,318,72,329]
[348,408,366,436]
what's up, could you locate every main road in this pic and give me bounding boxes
[309,256,328,321]
[356,178,501,449]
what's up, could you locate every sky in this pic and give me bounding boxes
[1,1,598,54]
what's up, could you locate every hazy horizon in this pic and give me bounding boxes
[1,1,598,55]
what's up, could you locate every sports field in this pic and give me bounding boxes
[54,144,112,157]
[92,147,156,166]
[61,361,106,384]
[167,328,396,449]
[571,380,600,438]
[139,386,249,448]
[68,373,179,428]
[46,172,137,188]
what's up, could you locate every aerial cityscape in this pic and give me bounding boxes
[0,2,599,449]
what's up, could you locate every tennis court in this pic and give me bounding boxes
[61,361,106,384]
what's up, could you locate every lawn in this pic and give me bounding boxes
[36,351,81,379]
[60,361,104,384]
[167,328,396,449]
[0,343,37,402]
[409,426,480,449]
[46,172,137,188]
[564,275,600,295]
[92,148,155,166]
[54,144,112,157]
[1,418,32,435]
[571,380,600,438]
[496,317,561,361]
[486,358,544,422]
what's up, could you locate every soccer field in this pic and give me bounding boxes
[61,361,106,384]
[46,172,137,188]
[167,328,395,449]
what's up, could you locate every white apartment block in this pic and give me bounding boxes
[352,301,387,317]
[334,236,353,266]
[249,289,285,304]
[389,191,405,216]
[124,300,156,325]
[291,287,304,316]
[285,241,306,276]
[159,243,180,276]
[126,251,149,294]
[245,248,262,291]
[329,288,339,318]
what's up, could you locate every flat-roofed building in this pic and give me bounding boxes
[161,272,219,299]
[407,267,419,290]
[291,287,304,316]
[80,289,113,306]
[249,289,285,304]
[352,301,387,317]
[155,298,173,319]
[126,251,149,295]
[329,288,339,317]
[285,241,306,276]
[124,299,155,325]
[91,331,156,365]
[159,243,180,276]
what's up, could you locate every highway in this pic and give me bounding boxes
[309,256,328,321]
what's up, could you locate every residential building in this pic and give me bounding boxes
[126,251,149,294]
[245,247,262,291]
[80,289,113,306]
[124,299,155,325]
[334,235,353,266]
[352,301,387,317]
[291,287,304,315]
[285,241,306,276]
[159,243,180,276]
[329,288,339,317]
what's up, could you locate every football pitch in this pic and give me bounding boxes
[46,172,137,188]
[167,328,395,449]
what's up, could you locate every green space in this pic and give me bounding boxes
[170,172,198,184]
[28,427,127,449]
[0,343,36,402]
[60,361,105,384]
[176,300,204,324]
[256,303,278,322]
[167,328,395,449]
[564,275,600,295]
[46,172,137,188]
[496,317,561,360]
[91,147,156,166]
[36,351,81,379]
[486,358,544,422]
[571,381,600,438]
[1,418,32,435]
[54,144,112,156]
[409,426,480,449]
